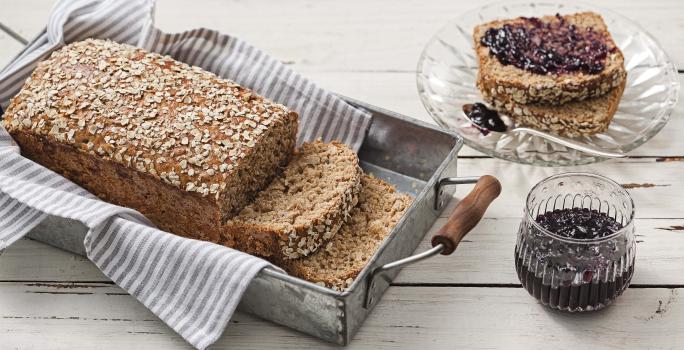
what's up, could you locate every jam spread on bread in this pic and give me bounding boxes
[535,208,623,239]
[480,14,615,75]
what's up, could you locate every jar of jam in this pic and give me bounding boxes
[515,173,635,312]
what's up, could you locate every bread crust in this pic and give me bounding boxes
[483,78,626,138]
[281,174,413,291]
[10,128,223,241]
[474,12,627,105]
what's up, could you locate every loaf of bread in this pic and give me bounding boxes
[2,39,298,243]
[474,12,626,105]
[282,174,413,291]
[224,141,362,261]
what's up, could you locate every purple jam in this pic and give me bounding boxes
[515,250,633,311]
[463,103,507,135]
[535,208,624,240]
[516,207,632,311]
[480,14,615,75]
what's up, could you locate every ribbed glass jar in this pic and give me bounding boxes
[515,173,635,312]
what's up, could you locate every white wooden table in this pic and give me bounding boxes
[2,1,683,348]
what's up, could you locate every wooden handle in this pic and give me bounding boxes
[431,175,501,255]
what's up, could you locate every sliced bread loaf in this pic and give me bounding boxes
[3,39,298,244]
[281,174,413,291]
[483,79,626,137]
[474,12,626,105]
[223,141,362,261]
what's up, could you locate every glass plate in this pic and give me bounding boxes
[416,2,680,166]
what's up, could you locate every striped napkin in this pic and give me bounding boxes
[0,0,371,349]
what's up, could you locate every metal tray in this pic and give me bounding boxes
[26,96,479,344]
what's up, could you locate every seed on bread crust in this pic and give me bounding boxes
[2,38,299,243]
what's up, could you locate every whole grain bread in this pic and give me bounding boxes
[281,174,413,291]
[2,39,298,243]
[224,141,362,261]
[474,12,626,105]
[483,79,625,137]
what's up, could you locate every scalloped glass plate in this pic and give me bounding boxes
[417,2,679,166]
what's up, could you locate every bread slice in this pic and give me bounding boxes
[223,141,362,261]
[281,174,413,291]
[474,12,626,105]
[483,78,625,137]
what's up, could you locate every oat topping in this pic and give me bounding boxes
[5,39,292,198]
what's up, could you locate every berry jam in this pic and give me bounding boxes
[515,252,633,311]
[463,103,507,136]
[480,14,615,75]
[536,208,624,240]
[515,207,633,311]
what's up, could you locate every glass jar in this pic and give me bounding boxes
[515,173,635,312]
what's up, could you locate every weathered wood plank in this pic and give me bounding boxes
[0,238,106,282]
[3,0,684,71]
[396,218,684,285]
[0,27,24,68]
[3,216,683,286]
[450,157,684,219]
[0,282,681,349]
[157,0,684,71]
[1,159,683,285]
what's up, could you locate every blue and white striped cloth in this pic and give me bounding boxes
[0,0,371,348]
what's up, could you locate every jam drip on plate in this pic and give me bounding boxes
[463,103,507,136]
[480,14,614,74]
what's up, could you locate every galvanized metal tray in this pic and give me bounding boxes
[26,96,494,344]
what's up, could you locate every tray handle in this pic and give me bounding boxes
[363,175,501,308]
[432,175,501,255]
